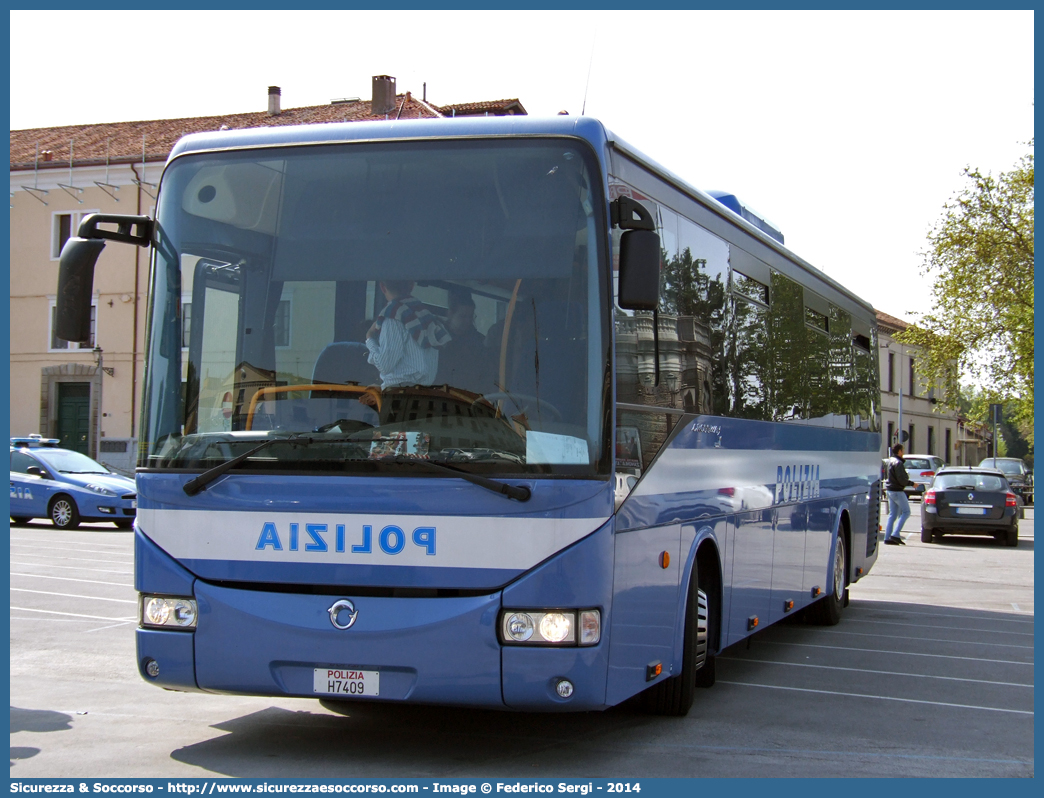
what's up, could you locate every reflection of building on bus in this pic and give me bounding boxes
[56,114,882,718]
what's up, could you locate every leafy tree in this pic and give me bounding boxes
[900,143,1034,440]
[956,384,1033,465]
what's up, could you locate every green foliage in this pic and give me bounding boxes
[956,384,1033,464]
[899,143,1034,439]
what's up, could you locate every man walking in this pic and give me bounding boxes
[884,443,913,545]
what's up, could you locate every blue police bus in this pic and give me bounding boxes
[57,115,880,715]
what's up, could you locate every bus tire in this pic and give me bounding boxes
[808,533,846,626]
[643,570,709,716]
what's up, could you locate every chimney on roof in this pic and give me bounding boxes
[372,75,396,115]
[268,86,281,116]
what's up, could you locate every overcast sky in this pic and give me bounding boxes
[9,9,1034,321]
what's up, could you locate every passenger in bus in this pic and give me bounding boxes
[436,287,490,393]
[365,280,451,389]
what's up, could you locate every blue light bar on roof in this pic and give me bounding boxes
[11,434,61,448]
[708,190,784,245]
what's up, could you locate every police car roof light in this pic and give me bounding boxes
[10,434,62,448]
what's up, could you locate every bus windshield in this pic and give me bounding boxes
[141,138,610,477]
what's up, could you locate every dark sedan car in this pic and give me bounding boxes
[978,457,1033,505]
[921,467,1019,546]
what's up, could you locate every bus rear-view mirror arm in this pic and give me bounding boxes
[56,213,154,343]
[613,197,662,386]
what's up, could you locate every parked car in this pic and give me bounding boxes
[10,435,136,529]
[901,454,945,499]
[920,466,1019,546]
[978,457,1033,505]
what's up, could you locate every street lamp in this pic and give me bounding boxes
[881,340,904,447]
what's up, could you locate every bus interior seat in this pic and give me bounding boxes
[312,342,378,387]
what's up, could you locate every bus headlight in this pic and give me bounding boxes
[499,609,600,646]
[140,595,197,630]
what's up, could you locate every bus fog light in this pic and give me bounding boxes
[144,659,160,678]
[505,612,535,642]
[539,612,573,643]
[141,595,197,629]
[556,679,574,698]
[579,610,601,645]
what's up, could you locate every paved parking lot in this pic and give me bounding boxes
[9,504,1034,778]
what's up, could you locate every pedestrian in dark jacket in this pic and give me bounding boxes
[884,443,912,544]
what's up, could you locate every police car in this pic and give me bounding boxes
[10,435,136,529]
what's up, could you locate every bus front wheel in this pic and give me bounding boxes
[643,570,710,716]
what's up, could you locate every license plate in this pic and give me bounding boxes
[955,507,987,515]
[313,668,379,696]
[131,500,137,509]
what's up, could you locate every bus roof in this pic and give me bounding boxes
[167,114,874,317]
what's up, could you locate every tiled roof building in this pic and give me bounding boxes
[8,76,525,464]
[875,309,960,463]
[11,77,526,171]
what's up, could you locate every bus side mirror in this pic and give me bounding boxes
[612,196,660,311]
[56,213,153,343]
[56,238,106,343]
[618,229,660,310]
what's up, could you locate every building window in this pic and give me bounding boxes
[887,352,895,393]
[927,426,935,456]
[51,210,97,260]
[887,421,895,447]
[908,356,916,397]
[945,428,952,465]
[908,424,915,451]
[49,301,95,350]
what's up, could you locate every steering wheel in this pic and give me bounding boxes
[472,392,562,423]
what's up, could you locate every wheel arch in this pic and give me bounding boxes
[672,527,723,664]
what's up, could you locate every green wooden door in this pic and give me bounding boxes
[57,382,91,454]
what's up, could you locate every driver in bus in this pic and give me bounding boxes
[365,280,452,389]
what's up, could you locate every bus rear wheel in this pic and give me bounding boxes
[808,533,846,626]
[643,571,709,716]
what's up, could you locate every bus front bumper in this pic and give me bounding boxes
[136,581,611,710]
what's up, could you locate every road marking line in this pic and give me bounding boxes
[814,628,1034,650]
[10,561,131,575]
[842,618,1034,636]
[85,621,136,632]
[849,604,1034,623]
[718,680,1034,715]
[758,640,1033,666]
[9,537,131,552]
[10,606,135,622]
[8,547,133,564]
[11,587,136,604]
[10,572,133,588]
[721,657,1034,687]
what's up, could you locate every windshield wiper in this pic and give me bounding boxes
[183,436,532,501]
[183,435,324,496]
[391,455,531,502]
